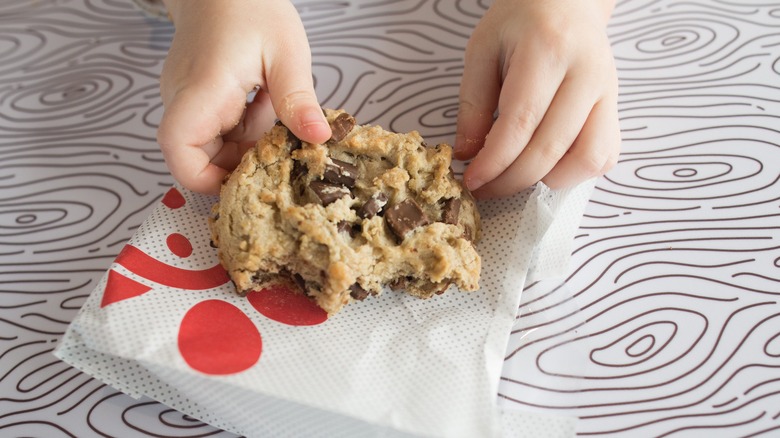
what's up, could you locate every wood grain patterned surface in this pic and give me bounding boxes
[1,0,778,436]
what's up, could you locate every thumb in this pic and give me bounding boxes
[265,21,331,144]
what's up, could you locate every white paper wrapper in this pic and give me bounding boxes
[55,180,593,437]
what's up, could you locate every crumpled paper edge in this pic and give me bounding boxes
[527,179,597,283]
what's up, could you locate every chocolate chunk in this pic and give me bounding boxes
[441,198,461,225]
[274,121,302,150]
[292,273,306,292]
[385,199,430,240]
[310,180,350,206]
[338,221,361,238]
[287,130,302,151]
[209,240,218,248]
[433,280,452,295]
[464,224,475,242]
[329,112,356,142]
[291,160,307,181]
[389,276,412,291]
[358,192,388,219]
[349,283,369,301]
[337,220,352,235]
[324,159,358,187]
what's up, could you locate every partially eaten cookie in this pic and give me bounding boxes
[209,109,481,314]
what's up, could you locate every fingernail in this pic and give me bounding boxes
[465,176,484,192]
[299,108,327,129]
[453,134,467,158]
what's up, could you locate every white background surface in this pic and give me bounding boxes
[2,0,780,436]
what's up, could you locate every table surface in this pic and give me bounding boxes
[2,0,780,436]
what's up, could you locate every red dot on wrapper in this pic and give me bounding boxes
[178,300,262,375]
[247,285,328,326]
[166,233,193,258]
[162,187,186,209]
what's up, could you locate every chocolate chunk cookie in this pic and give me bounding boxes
[209,109,481,314]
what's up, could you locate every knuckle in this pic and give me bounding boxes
[534,18,573,55]
[580,151,608,177]
[539,138,571,164]
[458,98,480,113]
[477,140,516,177]
[502,108,539,136]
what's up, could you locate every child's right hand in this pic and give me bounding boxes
[157,0,332,195]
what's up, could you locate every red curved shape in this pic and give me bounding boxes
[247,285,328,326]
[179,300,262,374]
[161,187,186,209]
[101,269,152,307]
[115,244,229,290]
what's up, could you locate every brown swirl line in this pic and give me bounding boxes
[555,302,772,385]
[126,402,232,437]
[0,79,157,124]
[84,392,238,438]
[305,0,471,135]
[0,139,162,156]
[0,421,76,438]
[507,290,738,360]
[1,0,238,436]
[503,304,779,424]
[1,357,87,408]
[521,258,755,322]
[502,218,777,428]
[1,189,127,250]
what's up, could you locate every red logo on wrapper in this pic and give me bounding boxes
[112,244,229,290]
[101,270,152,307]
[100,187,327,375]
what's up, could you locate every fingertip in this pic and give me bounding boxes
[274,95,332,144]
[296,106,332,144]
[462,165,486,192]
[601,151,620,175]
[453,103,493,160]
[453,134,482,160]
[469,184,496,200]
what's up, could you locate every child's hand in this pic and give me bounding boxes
[157,0,331,194]
[454,0,620,198]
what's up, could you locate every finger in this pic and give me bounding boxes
[224,90,276,144]
[542,97,621,189]
[264,19,331,145]
[205,139,256,172]
[469,74,598,199]
[453,32,501,161]
[157,74,249,194]
[461,50,565,192]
